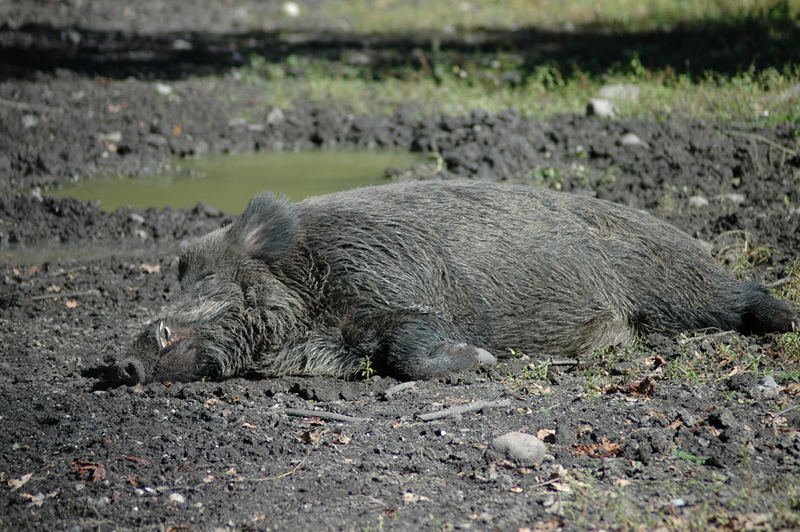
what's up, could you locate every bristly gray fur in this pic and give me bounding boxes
[117,180,798,384]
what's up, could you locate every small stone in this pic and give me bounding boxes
[586,98,616,118]
[145,134,168,147]
[172,39,193,51]
[619,132,649,148]
[168,493,186,504]
[489,431,546,466]
[154,83,173,96]
[282,1,300,17]
[760,375,778,389]
[708,409,735,429]
[597,83,640,101]
[22,115,39,128]
[754,375,781,399]
[97,131,122,143]
[266,108,285,125]
[715,193,746,205]
[688,195,709,208]
[128,213,145,225]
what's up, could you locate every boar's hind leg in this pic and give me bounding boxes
[381,317,494,379]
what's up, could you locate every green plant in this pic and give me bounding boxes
[360,355,376,384]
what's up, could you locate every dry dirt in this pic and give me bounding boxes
[1,2,800,531]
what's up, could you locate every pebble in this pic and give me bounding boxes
[282,2,300,17]
[172,39,193,51]
[266,107,285,125]
[154,83,173,96]
[169,493,186,504]
[754,375,780,399]
[489,431,546,466]
[688,195,710,208]
[128,213,145,225]
[97,131,122,143]
[619,132,649,148]
[22,115,39,128]
[586,98,616,118]
[598,83,640,101]
[715,193,746,205]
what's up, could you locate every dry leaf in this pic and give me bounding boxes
[573,437,623,458]
[510,486,523,493]
[65,300,79,308]
[537,428,556,443]
[172,125,182,136]
[71,460,107,482]
[9,473,33,491]
[139,263,161,274]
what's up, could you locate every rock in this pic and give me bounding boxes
[754,375,781,399]
[586,99,616,118]
[22,115,39,128]
[598,83,640,101]
[154,83,173,96]
[688,195,710,208]
[145,134,168,147]
[168,493,186,504]
[282,2,300,17]
[708,409,735,429]
[619,132,649,148]
[715,193,746,205]
[128,213,145,225]
[266,108,285,125]
[172,39,193,51]
[488,431,546,466]
[97,131,122,143]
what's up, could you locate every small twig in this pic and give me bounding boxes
[726,130,798,157]
[417,398,511,421]
[382,381,417,398]
[765,277,790,289]
[275,448,312,479]
[31,289,100,301]
[678,330,735,345]
[773,404,799,421]
[283,408,369,422]
[543,358,579,366]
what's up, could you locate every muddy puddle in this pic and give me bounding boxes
[52,150,423,213]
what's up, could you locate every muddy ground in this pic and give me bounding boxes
[2,2,800,531]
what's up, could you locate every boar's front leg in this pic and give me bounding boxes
[380,316,495,379]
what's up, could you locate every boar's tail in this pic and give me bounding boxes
[734,281,798,334]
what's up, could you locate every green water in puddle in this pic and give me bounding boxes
[53,150,423,213]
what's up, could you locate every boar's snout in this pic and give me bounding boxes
[115,356,147,385]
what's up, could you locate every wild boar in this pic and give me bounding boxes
[115,180,797,384]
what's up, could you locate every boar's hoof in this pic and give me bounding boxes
[116,357,146,385]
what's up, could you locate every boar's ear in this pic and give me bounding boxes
[229,192,298,262]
